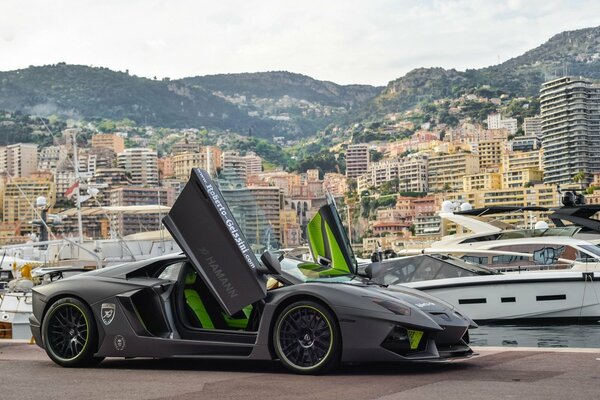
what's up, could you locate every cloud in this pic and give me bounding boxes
[0,0,599,85]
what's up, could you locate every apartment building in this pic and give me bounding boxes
[108,186,175,236]
[2,175,56,236]
[502,168,543,189]
[91,133,125,154]
[0,143,38,178]
[117,148,159,186]
[509,136,540,152]
[38,145,68,171]
[427,152,479,192]
[346,144,369,178]
[471,140,503,170]
[502,149,543,172]
[524,116,542,138]
[541,76,600,185]
[463,172,502,191]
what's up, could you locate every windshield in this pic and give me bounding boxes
[371,255,497,286]
[578,244,600,260]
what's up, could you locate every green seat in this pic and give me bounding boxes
[184,270,252,330]
[184,272,215,329]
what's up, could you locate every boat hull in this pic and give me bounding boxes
[0,292,33,340]
[404,271,600,322]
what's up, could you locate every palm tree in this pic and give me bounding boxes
[573,170,587,188]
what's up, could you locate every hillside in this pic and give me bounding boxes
[182,71,380,107]
[1,25,599,141]
[0,66,379,139]
[365,25,600,118]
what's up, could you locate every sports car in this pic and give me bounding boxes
[30,168,475,374]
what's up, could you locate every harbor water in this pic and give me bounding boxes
[471,323,600,348]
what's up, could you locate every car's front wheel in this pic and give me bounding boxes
[42,297,103,367]
[273,300,341,374]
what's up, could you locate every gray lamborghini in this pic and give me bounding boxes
[30,168,475,374]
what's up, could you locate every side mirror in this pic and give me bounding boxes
[365,262,382,280]
[258,251,282,276]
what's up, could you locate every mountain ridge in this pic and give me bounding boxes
[1,25,600,137]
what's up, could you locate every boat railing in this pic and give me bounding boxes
[491,263,573,273]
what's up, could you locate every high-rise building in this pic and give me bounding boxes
[346,144,369,178]
[221,185,282,249]
[540,76,600,185]
[524,116,542,138]
[117,148,159,186]
[221,151,247,185]
[0,143,38,177]
[91,133,125,154]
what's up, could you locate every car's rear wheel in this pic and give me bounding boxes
[42,297,103,367]
[273,300,340,374]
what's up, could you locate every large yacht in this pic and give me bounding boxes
[363,254,600,322]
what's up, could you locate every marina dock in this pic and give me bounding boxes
[1,340,598,400]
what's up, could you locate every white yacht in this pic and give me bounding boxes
[364,254,600,322]
[379,201,600,322]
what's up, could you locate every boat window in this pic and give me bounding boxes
[461,256,488,265]
[460,234,501,244]
[492,255,528,264]
[578,245,600,261]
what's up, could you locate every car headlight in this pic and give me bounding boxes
[365,296,411,316]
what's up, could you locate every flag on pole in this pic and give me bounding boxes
[65,181,79,198]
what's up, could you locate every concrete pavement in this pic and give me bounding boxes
[1,341,599,400]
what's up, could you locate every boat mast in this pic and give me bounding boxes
[71,131,84,243]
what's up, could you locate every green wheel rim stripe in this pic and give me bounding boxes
[275,305,334,371]
[46,303,90,361]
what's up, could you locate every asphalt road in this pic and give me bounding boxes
[1,342,599,400]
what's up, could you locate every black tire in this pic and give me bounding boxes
[273,300,341,374]
[41,297,103,367]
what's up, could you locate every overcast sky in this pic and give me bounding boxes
[1,0,599,86]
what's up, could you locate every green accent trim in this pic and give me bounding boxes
[275,305,334,371]
[307,210,351,275]
[47,303,90,361]
[307,212,325,262]
[222,305,252,329]
[324,222,351,274]
[184,289,215,329]
[407,329,424,350]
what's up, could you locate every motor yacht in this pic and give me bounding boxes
[363,254,600,322]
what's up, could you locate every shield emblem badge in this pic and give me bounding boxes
[101,303,116,325]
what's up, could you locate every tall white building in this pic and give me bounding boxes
[346,144,370,179]
[0,143,38,177]
[117,148,159,187]
[540,76,600,185]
